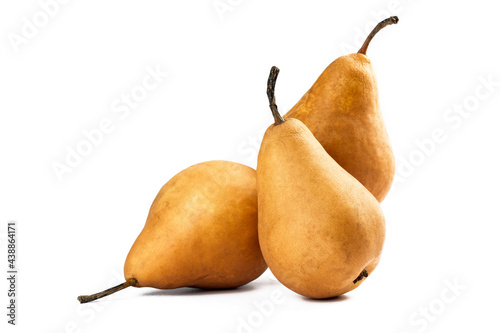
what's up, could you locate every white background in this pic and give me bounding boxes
[1,0,500,332]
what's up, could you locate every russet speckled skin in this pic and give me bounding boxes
[285,54,395,202]
[257,119,385,299]
[124,161,267,290]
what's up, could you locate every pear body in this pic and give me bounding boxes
[257,119,385,299]
[125,161,267,289]
[285,54,394,202]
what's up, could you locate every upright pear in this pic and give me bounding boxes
[258,67,386,299]
[78,161,266,303]
[285,17,399,202]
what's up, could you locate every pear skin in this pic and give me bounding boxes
[285,17,398,202]
[124,161,266,289]
[78,161,266,303]
[258,67,386,299]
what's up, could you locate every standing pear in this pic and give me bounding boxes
[258,67,386,299]
[285,17,399,202]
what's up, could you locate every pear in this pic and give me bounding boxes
[78,161,266,303]
[258,67,386,299]
[285,16,399,202]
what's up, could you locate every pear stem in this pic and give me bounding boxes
[358,16,399,55]
[353,269,369,284]
[267,66,285,125]
[77,278,137,303]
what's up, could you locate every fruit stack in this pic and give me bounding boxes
[78,16,398,303]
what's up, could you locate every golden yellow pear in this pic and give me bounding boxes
[258,67,386,299]
[285,17,398,202]
[78,161,266,303]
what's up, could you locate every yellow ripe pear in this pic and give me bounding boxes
[78,161,266,303]
[285,17,399,202]
[258,67,386,299]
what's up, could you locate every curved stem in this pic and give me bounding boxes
[358,16,399,55]
[77,278,137,303]
[267,66,285,125]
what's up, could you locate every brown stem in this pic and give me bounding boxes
[353,269,369,284]
[358,16,399,55]
[77,278,137,303]
[267,66,285,125]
